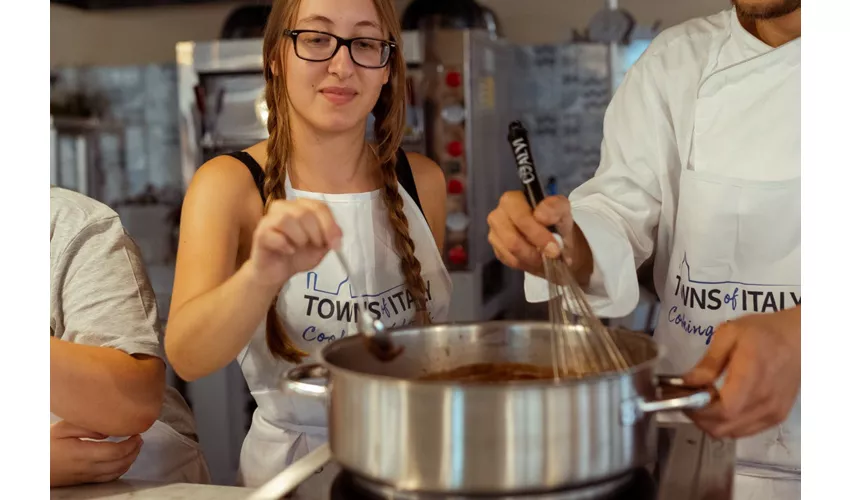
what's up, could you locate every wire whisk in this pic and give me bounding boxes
[508,121,630,380]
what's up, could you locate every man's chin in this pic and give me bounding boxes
[732,0,801,19]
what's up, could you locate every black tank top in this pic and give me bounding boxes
[223,149,424,215]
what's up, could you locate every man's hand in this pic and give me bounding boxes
[684,306,801,438]
[50,420,143,487]
[486,191,594,284]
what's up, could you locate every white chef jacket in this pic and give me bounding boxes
[525,8,800,500]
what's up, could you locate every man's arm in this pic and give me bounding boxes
[51,215,167,436]
[50,338,163,436]
[520,50,678,317]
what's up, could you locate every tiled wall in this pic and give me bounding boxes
[51,63,183,203]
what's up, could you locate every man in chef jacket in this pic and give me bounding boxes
[488,1,800,499]
[50,186,210,486]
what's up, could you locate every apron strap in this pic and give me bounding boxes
[222,148,425,218]
[225,151,267,204]
[394,148,425,216]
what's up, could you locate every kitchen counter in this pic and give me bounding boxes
[50,480,254,500]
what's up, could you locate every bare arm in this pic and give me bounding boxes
[50,338,163,436]
[165,158,280,382]
[407,153,447,249]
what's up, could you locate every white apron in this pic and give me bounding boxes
[237,179,452,488]
[50,411,210,484]
[652,37,801,499]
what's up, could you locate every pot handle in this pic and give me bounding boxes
[642,375,715,413]
[621,375,716,425]
[283,363,329,399]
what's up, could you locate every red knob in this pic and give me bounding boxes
[446,71,462,88]
[448,245,467,265]
[447,141,463,157]
[447,179,464,195]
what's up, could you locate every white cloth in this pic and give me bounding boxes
[237,177,452,488]
[525,9,800,499]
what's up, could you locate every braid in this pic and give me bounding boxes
[379,158,432,324]
[262,46,308,364]
[373,74,431,325]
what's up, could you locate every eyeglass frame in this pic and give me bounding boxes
[282,29,396,69]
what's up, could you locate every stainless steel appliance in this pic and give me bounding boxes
[401,28,524,322]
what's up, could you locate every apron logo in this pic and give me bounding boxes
[668,254,801,345]
[667,306,715,345]
[299,272,434,344]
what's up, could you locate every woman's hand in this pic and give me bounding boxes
[248,199,342,289]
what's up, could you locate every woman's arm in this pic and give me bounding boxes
[407,153,447,249]
[165,158,280,382]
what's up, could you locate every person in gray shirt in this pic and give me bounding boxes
[50,186,209,486]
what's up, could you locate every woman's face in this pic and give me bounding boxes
[282,0,391,134]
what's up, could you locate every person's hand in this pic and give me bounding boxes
[486,191,591,281]
[50,420,143,487]
[248,199,342,289]
[683,306,801,438]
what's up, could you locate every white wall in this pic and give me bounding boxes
[51,0,729,67]
[50,2,246,67]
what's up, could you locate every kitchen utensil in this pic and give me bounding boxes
[247,444,332,500]
[507,120,629,379]
[283,321,714,494]
[332,248,402,361]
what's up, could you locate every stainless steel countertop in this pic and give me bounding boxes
[50,480,254,500]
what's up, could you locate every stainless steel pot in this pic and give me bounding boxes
[283,321,713,494]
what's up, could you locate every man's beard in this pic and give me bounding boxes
[732,0,801,19]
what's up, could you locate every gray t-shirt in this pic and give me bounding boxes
[50,186,197,441]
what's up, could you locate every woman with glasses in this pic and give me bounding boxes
[164,0,452,487]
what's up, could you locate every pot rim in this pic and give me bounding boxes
[315,320,664,388]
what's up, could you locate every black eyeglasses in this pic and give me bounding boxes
[283,29,395,69]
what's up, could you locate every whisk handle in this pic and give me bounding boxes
[507,120,557,233]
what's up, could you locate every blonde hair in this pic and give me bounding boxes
[261,0,431,362]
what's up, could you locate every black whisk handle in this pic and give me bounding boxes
[507,120,557,233]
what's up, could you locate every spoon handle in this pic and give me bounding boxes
[332,248,378,336]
